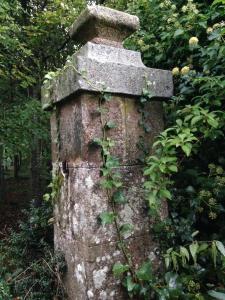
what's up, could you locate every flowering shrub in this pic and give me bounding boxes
[106,0,225,298]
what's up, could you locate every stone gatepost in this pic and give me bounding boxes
[42,6,173,300]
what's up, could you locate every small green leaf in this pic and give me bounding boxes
[165,255,170,269]
[191,231,199,238]
[168,165,178,172]
[102,93,112,101]
[113,191,127,204]
[105,121,117,129]
[211,241,218,267]
[91,138,102,146]
[174,28,184,37]
[181,144,192,156]
[180,246,190,261]
[99,212,116,226]
[112,263,129,278]
[120,223,134,236]
[189,242,198,265]
[43,193,50,201]
[216,241,225,257]
[207,117,219,128]
[198,243,208,253]
[159,189,172,200]
[125,276,136,292]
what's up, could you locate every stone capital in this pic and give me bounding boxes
[69,5,140,48]
[42,42,173,110]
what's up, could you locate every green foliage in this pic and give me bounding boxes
[0,202,66,299]
[105,0,225,298]
[0,0,86,164]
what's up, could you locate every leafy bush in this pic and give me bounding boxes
[0,202,66,300]
[105,0,225,298]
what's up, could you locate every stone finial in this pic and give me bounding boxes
[69,5,140,48]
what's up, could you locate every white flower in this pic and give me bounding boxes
[181,66,190,75]
[206,27,213,34]
[189,36,199,46]
[172,67,180,76]
[213,23,220,29]
[182,5,187,12]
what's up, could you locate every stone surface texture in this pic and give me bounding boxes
[43,5,173,300]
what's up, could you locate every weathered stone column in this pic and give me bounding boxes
[42,6,173,300]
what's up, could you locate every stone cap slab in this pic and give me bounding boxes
[41,42,173,110]
[69,5,140,48]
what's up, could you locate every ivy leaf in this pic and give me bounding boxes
[105,121,117,129]
[136,261,153,281]
[125,276,136,292]
[91,138,102,147]
[112,263,129,278]
[43,193,50,201]
[102,93,112,101]
[113,191,127,204]
[120,223,134,236]
[99,212,116,226]
[215,241,225,257]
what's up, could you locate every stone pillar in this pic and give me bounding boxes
[42,6,173,300]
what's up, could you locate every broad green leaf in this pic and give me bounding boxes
[207,117,219,128]
[168,165,178,172]
[180,246,190,261]
[159,189,172,200]
[181,144,192,156]
[191,115,202,125]
[189,242,198,265]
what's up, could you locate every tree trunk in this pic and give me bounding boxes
[30,85,42,207]
[14,154,20,178]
